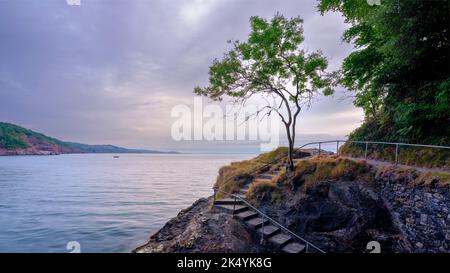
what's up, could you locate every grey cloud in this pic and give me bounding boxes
[0,0,360,151]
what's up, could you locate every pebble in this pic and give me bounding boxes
[415,242,424,249]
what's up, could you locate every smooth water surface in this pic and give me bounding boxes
[0,153,252,252]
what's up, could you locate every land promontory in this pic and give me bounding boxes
[0,122,176,156]
[135,148,450,253]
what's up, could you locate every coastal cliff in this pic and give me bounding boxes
[135,151,449,253]
[0,122,174,155]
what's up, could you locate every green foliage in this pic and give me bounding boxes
[0,122,68,150]
[194,14,336,101]
[0,123,30,149]
[319,0,450,145]
[0,131,29,150]
[195,13,338,170]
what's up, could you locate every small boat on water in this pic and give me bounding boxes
[113,156,120,158]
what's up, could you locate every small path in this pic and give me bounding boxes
[341,156,450,174]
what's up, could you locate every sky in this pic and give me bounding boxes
[0,0,364,153]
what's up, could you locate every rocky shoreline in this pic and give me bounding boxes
[135,159,449,253]
[134,198,264,253]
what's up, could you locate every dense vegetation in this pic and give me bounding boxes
[319,0,449,145]
[0,122,168,154]
[0,122,67,150]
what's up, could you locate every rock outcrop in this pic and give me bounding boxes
[135,156,449,253]
[257,180,411,252]
[134,198,263,253]
[376,166,450,253]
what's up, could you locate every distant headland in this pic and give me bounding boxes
[0,122,178,156]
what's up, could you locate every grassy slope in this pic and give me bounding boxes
[339,142,450,169]
[247,156,374,205]
[214,147,313,198]
[0,122,68,150]
[0,122,170,154]
[214,147,288,198]
[216,152,450,205]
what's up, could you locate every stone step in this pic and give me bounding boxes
[256,224,280,238]
[214,198,244,205]
[268,233,292,248]
[235,193,246,199]
[281,242,306,253]
[239,189,248,195]
[214,204,248,214]
[253,178,272,184]
[235,210,258,221]
[258,174,275,179]
[245,217,270,229]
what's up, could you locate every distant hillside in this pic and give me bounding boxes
[0,122,177,156]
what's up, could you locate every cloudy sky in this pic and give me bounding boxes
[0,0,363,153]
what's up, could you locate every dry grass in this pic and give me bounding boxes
[247,180,282,205]
[339,142,450,169]
[375,165,450,187]
[214,147,288,199]
[273,155,373,190]
[416,172,450,187]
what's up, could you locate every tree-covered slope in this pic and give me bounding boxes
[0,122,69,151]
[0,122,173,155]
[319,0,449,145]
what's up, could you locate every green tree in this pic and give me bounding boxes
[319,0,450,145]
[194,14,336,174]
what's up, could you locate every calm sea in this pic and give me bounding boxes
[0,153,253,253]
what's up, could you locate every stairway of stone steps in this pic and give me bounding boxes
[213,159,308,253]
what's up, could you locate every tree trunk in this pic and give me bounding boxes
[287,140,294,172]
[284,123,296,190]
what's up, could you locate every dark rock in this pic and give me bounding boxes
[134,198,262,253]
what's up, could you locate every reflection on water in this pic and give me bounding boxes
[0,153,252,253]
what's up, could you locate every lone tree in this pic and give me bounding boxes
[194,14,336,175]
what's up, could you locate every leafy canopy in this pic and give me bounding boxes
[194,14,335,108]
[319,0,449,145]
